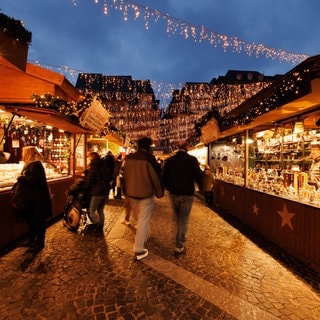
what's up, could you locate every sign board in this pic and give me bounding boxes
[79,98,110,133]
[200,118,220,144]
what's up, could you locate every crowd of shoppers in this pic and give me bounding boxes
[12,136,214,261]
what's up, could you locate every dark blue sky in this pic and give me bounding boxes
[1,0,319,107]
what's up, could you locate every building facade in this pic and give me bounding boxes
[161,70,280,151]
[75,73,162,146]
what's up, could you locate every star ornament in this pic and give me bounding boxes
[252,203,259,216]
[277,203,296,231]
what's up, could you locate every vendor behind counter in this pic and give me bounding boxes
[308,144,320,188]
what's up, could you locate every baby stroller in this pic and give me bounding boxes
[63,177,91,234]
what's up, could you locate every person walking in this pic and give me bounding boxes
[102,150,116,198]
[14,146,52,253]
[120,155,136,226]
[203,165,215,206]
[121,195,136,226]
[113,154,123,199]
[85,152,110,234]
[122,137,164,261]
[162,140,203,256]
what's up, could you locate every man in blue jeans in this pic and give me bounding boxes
[122,137,164,261]
[163,140,203,256]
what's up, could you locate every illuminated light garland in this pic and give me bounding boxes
[193,67,312,136]
[79,0,310,64]
[28,60,182,109]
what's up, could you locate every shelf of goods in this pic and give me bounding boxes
[211,128,320,273]
[0,110,76,249]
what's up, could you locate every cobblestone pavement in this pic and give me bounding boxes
[0,193,320,320]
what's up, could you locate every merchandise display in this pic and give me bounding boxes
[211,128,320,207]
[0,109,72,188]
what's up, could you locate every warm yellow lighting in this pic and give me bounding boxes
[293,120,304,134]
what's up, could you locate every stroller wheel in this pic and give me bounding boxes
[65,201,82,232]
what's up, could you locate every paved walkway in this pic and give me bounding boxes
[0,194,320,319]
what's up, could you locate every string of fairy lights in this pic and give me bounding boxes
[71,0,309,64]
[2,1,315,148]
[28,0,312,110]
[28,60,183,109]
[31,0,311,109]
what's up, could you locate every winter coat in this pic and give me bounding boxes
[163,150,203,196]
[85,158,110,196]
[123,150,164,199]
[17,160,52,220]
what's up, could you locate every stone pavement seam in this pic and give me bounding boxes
[107,216,278,320]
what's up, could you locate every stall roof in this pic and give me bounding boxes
[215,55,320,139]
[1,104,92,134]
[0,56,91,133]
[0,56,82,103]
[105,132,125,146]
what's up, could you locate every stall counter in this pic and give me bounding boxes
[214,179,320,273]
[0,176,74,249]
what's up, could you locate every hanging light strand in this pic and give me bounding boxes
[28,60,182,109]
[80,0,310,64]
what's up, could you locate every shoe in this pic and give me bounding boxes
[174,246,185,257]
[121,219,131,225]
[135,249,148,261]
[175,246,184,253]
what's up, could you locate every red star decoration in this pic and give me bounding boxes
[252,203,259,216]
[277,203,296,231]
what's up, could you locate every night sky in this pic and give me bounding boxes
[1,0,319,107]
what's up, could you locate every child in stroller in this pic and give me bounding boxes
[63,173,91,233]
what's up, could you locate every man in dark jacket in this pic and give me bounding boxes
[122,137,164,261]
[163,140,203,256]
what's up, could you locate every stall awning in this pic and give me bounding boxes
[105,132,124,146]
[207,55,320,141]
[1,104,92,134]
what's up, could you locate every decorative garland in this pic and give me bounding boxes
[32,93,123,137]
[0,13,32,45]
[72,0,310,64]
[194,67,312,136]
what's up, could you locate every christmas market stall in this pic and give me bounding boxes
[198,54,320,273]
[0,13,97,248]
